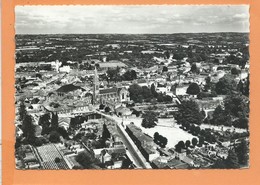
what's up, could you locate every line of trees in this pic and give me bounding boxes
[175,138,199,153]
[180,119,216,145]
[154,132,168,148]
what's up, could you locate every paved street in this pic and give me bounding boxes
[116,124,148,168]
[96,111,150,169]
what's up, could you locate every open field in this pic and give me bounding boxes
[113,116,196,148]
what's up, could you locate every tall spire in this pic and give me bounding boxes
[93,66,99,104]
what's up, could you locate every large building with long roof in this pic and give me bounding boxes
[92,67,130,109]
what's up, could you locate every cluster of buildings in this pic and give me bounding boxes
[15,33,249,169]
[124,122,232,169]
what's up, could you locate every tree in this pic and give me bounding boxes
[132,109,141,117]
[204,76,211,92]
[142,86,153,101]
[211,105,232,126]
[107,67,120,82]
[22,115,36,144]
[163,95,173,102]
[31,97,40,104]
[231,68,240,75]
[192,138,198,146]
[211,159,227,169]
[121,158,133,169]
[69,116,86,130]
[213,105,223,118]
[76,151,95,169]
[175,141,185,153]
[157,93,165,102]
[190,124,196,134]
[233,117,248,129]
[19,101,27,121]
[237,80,244,94]
[244,75,249,97]
[164,51,170,59]
[35,72,43,78]
[34,137,44,146]
[95,63,100,69]
[151,83,158,97]
[176,100,203,125]
[55,157,61,163]
[194,126,201,136]
[99,104,105,110]
[49,131,60,143]
[154,132,159,142]
[129,84,143,103]
[141,111,158,128]
[156,134,168,148]
[39,113,51,135]
[226,149,240,169]
[214,58,219,64]
[235,139,249,166]
[215,75,237,95]
[187,83,200,95]
[51,112,59,131]
[200,110,206,119]
[102,123,111,141]
[191,63,200,74]
[224,95,249,118]
[57,127,69,139]
[15,138,22,149]
[123,70,137,81]
[178,141,185,149]
[198,136,205,146]
[185,140,191,148]
[205,132,216,144]
[162,66,168,72]
[130,70,137,80]
[160,136,168,148]
[104,106,111,113]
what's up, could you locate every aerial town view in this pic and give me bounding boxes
[15,5,249,169]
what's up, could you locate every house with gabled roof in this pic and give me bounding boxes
[58,117,71,130]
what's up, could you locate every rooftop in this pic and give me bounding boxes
[56,84,85,93]
[99,88,118,94]
[99,62,127,68]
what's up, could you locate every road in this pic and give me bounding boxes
[96,111,151,169]
[116,123,148,168]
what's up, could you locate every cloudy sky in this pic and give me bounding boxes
[15,5,249,34]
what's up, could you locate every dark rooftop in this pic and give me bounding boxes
[99,88,118,94]
[56,84,85,93]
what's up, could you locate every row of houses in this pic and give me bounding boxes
[125,123,160,162]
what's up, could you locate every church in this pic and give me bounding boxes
[92,67,130,109]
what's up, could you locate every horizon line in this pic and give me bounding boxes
[16,31,249,35]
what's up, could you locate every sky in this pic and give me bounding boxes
[15,5,249,34]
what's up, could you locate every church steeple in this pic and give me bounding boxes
[93,67,99,104]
